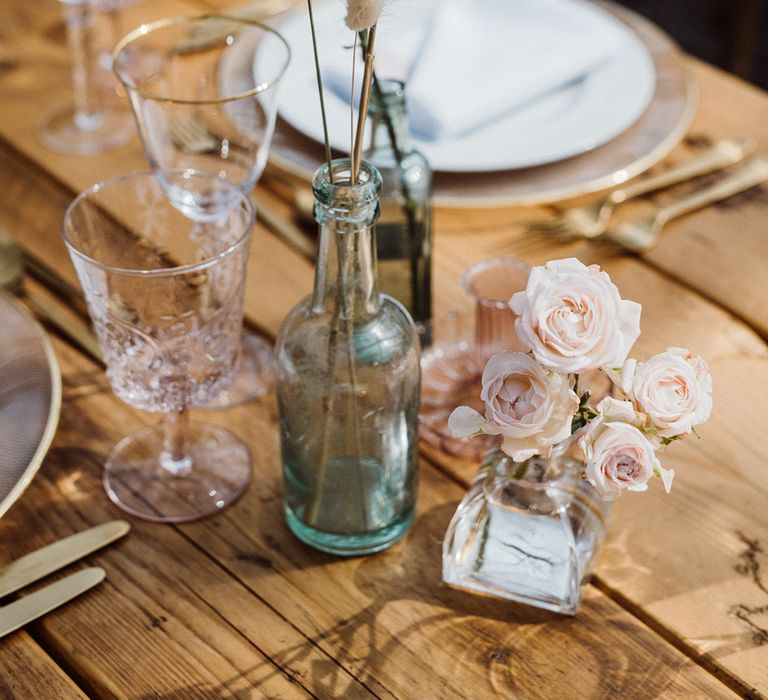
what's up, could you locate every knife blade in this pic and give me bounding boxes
[0,520,128,598]
[0,567,105,638]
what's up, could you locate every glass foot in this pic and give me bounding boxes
[104,420,252,522]
[200,332,276,409]
[39,103,134,155]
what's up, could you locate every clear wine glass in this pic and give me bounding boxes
[40,0,134,155]
[62,171,254,522]
[113,15,291,406]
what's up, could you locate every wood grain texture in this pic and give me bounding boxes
[0,333,737,699]
[418,198,768,696]
[0,0,765,696]
[0,631,86,699]
[638,62,768,339]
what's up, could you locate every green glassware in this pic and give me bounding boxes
[365,79,433,344]
[276,159,421,556]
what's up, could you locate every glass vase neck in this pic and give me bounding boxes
[367,79,410,161]
[311,159,382,317]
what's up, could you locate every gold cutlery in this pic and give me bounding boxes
[262,170,316,226]
[606,157,768,252]
[0,520,129,598]
[251,191,316,260]
[529,136,755,239]
[0,567,105,638]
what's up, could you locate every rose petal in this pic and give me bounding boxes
[448,406,490,437]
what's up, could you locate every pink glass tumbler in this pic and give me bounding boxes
[420,258,530,461]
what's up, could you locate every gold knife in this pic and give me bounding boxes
[0,567,105,638]
[0,521,129,598]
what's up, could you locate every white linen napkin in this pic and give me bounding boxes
[324,0,627,141]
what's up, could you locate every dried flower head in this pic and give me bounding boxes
[344,0,385,30]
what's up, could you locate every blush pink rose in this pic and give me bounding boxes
[579,397,671,499]
[510,258,641,373]
[448,351,579,462]
[628,348,713,438]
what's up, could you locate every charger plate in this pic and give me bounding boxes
[0,291,61,518]
[265,1,697,207]
[269,0,657,172]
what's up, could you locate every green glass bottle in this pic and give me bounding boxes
[365,79,433,344]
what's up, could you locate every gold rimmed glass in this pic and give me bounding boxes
[113,15,291,405]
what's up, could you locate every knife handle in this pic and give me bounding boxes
[0,520,128,599]
[0,567,105,639]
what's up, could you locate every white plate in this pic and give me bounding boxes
[265,0,656,172]
[265,1,695,207]
[0,291,61,518]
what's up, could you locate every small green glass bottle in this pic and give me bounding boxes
[365,79,433,344]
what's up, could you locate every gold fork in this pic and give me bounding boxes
[606,156,768,253]
[529,136,755,239]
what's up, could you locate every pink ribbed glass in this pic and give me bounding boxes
[462,258,530,356]
[420,258,530,461]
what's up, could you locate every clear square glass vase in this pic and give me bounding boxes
[442,448,610,615]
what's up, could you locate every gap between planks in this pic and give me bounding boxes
[0,132,754,699]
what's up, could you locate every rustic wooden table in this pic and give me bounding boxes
[1,1,767,698]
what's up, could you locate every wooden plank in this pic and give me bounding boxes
[0,293,366,699]
[0,631,86,699]
[0,325,737,699]
[0,0,765,694]
[0,60,764,695]
[638,60,768,338]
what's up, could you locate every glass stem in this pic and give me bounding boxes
[62,0,103,132]
[160,410,192,476]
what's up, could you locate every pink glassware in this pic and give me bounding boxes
[63,171,254,522]
[420,258,530,461]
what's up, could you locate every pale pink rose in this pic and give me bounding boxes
[510,258,641,373]
[448,351,579,462]
[582,422,660,499]
[579,397,671,499]
[630,348,712,438]
[591,396,645,427]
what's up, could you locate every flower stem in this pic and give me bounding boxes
[305,184,368,531]
[351,24,377,182]
[307,0,334,183]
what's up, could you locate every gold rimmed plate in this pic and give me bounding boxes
[0,290,61,518]
[265,0,698,207]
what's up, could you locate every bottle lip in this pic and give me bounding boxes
[312,159,382,209]
[369,79,406,115]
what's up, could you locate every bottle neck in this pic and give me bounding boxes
[311,160,382,317]
[368,105,409,162]
[367,80,410,162]
[312,218,380,317]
